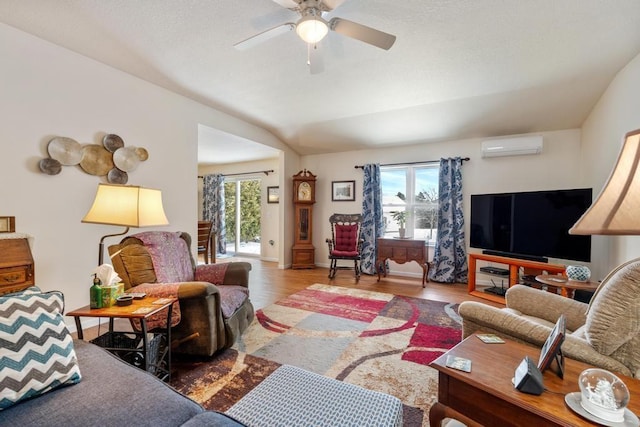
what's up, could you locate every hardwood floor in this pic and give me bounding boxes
[216,256,503,309]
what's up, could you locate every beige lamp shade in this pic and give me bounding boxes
[82,183,169,227]
[570,129,640,235]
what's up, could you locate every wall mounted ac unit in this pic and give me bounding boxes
[481,135,543,158]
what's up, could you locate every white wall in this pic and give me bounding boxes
[302,129,584,278]
[581,52,640,278]
[0,23,297,326]
[198,158,280,262]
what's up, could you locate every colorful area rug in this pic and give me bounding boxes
[171,284,462,426]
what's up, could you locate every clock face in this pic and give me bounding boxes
[298,182,312,201]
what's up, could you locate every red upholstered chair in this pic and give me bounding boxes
[326,213,363,280]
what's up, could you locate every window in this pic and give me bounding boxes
[224,178,261,255]
[381,164,439,244]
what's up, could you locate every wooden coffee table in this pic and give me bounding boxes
[430,334,640,426]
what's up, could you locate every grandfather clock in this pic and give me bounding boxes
[292,169,317,269]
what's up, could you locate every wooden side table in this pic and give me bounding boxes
[535,274,600,299]
[68,297,175,381]
[376,238,429,287]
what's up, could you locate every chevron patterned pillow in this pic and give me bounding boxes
[0,289,82,410]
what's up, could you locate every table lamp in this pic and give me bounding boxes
[570,129,640,235]
[82,183,169,265]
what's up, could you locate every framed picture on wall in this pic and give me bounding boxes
[267,186,279,203]
[331,181,356,201]
[0,216,15,233]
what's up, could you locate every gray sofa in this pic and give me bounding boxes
[0,339,243,427]
[0,339,405,427]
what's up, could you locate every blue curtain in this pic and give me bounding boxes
[203,174,226,254]
[360,164,384,275]
[429,158,468,283]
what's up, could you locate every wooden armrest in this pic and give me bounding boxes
[429,402,483,427]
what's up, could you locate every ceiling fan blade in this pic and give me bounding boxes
[234,23,295,51]
[308,43,325,74]
[329,17,396,50]
[270,0,299,9]
[322,0,348,11]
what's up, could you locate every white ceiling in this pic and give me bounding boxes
[2,0,640,163]
[198,125,280,165]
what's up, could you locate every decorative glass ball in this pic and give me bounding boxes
[566,265,591,282]
[578,368,630,422]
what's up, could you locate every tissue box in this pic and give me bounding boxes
[101,283,125,308]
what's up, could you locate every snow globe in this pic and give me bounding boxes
[578,368,629,423]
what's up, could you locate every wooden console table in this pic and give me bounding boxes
[430,334,640,426]
[376,238,429,287]
[468,253,565,303]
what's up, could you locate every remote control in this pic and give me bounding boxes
[126,292,146,299]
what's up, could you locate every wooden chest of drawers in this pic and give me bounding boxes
[0,238,34,295]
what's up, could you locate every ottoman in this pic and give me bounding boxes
[226,365,403,426]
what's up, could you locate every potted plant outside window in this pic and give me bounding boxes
[391,211,407,238]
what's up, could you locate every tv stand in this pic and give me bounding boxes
[468,253,566,303]
[482,250,548,263]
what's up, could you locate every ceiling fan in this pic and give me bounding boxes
[234,0,396,72]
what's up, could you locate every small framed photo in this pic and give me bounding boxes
[267,186,279,204]
[0,216,15,233]
[332,180,356,201]
[538,314,566,377]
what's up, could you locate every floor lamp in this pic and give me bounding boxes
[82,183,169,265]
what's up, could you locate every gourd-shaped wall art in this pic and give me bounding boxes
[39,133,149,184]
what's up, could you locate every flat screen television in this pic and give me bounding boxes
[470,188,592,262]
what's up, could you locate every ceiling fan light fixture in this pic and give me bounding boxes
[296,15,329,44]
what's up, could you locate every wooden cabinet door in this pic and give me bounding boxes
[0,238,35,295]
